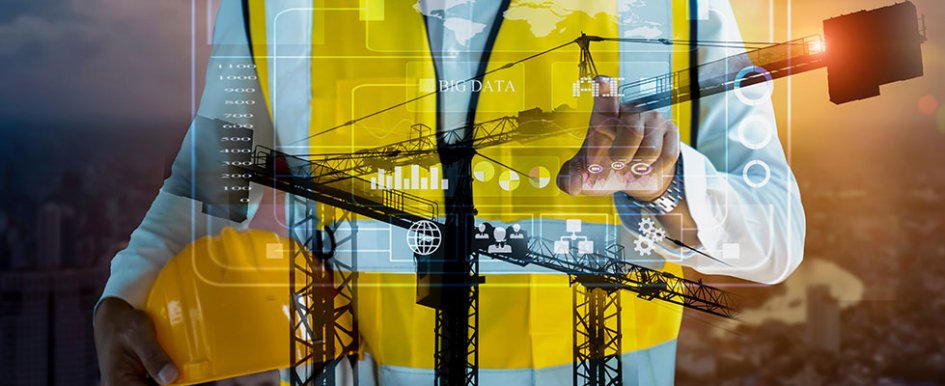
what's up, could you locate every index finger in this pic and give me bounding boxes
[588,76,621,130]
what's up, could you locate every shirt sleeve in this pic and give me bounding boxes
[99,1,273,310]
[615,0,806,284]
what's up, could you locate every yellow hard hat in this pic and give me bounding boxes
[145,227,296,385]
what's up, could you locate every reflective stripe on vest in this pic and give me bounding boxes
[243,0,696,375]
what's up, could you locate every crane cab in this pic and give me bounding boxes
[824,1,925,104]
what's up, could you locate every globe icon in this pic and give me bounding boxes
[407,220,442,256]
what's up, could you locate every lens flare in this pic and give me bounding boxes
[807,38,827,55]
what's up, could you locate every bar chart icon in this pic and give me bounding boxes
[370,165,449,191]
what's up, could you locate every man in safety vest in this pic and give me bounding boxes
[94,1,805,385]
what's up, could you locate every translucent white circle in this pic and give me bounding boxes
[734,66,774,106]
[630,162,653,176]
[588,164,604,174]
[742,160,771,189]
[737,115,774,150]
[611,161,626,171]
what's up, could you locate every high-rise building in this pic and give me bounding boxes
[36,203,76,269]
[806,284,841,353]
[0,268,106,385]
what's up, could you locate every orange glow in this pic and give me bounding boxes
[807,38,827,55]
[918,95,939,115]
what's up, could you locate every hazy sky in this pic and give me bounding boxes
[0,0,941,191]
[731,0,945,189]
[734,0,944,132]
[0,0,201,127]
[1,0,940,133]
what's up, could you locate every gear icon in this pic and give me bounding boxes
[638,218,656,235]
[649,226,667,243]
[633,235,655,256]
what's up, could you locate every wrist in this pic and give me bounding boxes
[625,158,681,201]
[622,158,684,214]
[95,297,133,327]
[626,184,667,203]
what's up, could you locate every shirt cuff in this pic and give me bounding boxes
[678,144,724,254]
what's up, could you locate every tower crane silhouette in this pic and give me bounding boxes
[203,2,926,386]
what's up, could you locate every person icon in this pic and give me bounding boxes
[474,223,490,239]
[509,224,525,239]
[472,223,494,253]
[507,224,528,260]
[487,227,512,254]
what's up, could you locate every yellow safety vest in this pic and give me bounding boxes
[244,0,694,377]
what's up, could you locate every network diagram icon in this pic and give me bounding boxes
[407,220,442,256]
[554,219,594,255]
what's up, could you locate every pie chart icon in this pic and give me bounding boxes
[474,161,495,182]
[499,170,520,191]
[529,166,551,189]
